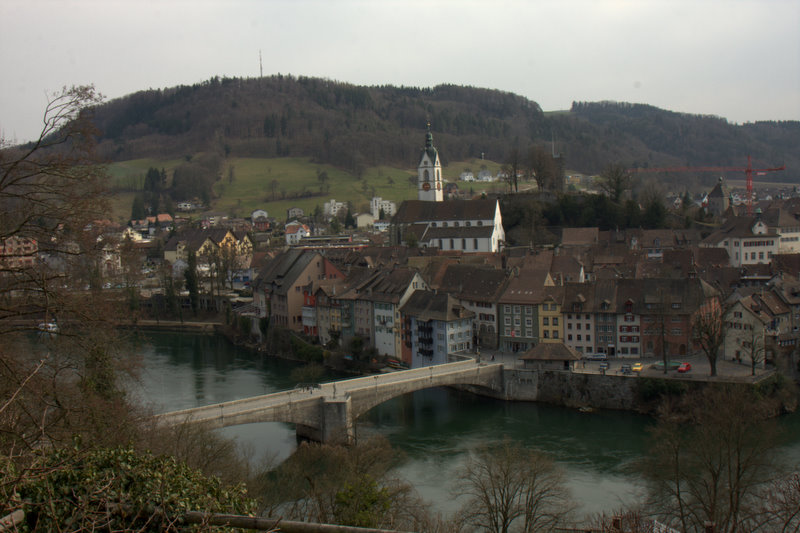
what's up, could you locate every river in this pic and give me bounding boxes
[126,331,800,519]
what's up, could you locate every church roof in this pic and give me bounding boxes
[393,199,498,224]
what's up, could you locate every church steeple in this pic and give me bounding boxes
[418,122,443,202]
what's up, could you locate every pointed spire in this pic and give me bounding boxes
[425,121,433,149]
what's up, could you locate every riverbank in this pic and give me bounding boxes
[118,319,222,333]
[124,324,799,416]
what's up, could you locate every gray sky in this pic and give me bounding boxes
[2,0,799,144]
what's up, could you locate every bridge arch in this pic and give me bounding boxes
[155,361,506,443]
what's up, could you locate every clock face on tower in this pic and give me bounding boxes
[422,182,431,191]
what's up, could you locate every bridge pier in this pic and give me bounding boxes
[296,397,354,444]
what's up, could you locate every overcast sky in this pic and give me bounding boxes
[2,0,798,143]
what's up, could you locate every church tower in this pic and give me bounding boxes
[417,123,443,202]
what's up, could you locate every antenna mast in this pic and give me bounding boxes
[259,50,263,78]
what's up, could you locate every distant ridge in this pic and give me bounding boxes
[89,75,798,181]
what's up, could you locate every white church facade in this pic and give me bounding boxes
[417,124,444,202]
[391,124,505,253]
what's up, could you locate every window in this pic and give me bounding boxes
[474,238,479,249]
[514,305,521,314]
[576,323,581,330]
[543,330,549,338]
[553,331,559,339]
[577,334,582,341]
[504,305,511,313]
[586,334,591,341]
[568,334,573,341]
[568,323,572,330]
[462,238,466,249]
[543,317,549,326]
[553,317,559,326]
[671,302,681,309]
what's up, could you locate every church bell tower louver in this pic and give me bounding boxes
[417,123,443,202]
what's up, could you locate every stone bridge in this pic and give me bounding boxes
[155,359,505,442]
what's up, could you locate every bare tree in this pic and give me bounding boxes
[640,386,781,533]
[455,440,574,533]
[598,163,632,204]
[751,472,800,532]
[740,327,766,376]
[502,147,521,193]
[693,305,726,377]
[1,85,110,336]
[259,436,430,531]
[526,145,556,193]
[269,178,279,201]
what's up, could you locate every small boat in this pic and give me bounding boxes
[578,406,595,414]
[37,321,59,336]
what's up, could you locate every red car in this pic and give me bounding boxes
[677,362,692,373]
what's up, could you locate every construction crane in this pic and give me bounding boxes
[629,156,785,215]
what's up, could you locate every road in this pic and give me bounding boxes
[473,348,771,382]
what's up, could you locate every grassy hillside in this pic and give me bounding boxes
[107,156,509,222]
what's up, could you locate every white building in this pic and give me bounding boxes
[477,170,494,182]
[700,214,779,267]
[370,197,397,219]
[459,171,475,182]
[285,222,310,245]
[323,199,348,218]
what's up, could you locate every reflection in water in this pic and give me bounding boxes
[127,332,800,518]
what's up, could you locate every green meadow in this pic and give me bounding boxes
[107,156,506,222]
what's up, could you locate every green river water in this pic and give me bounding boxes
[126,331,800,519]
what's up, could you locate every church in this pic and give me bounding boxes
[390,125,505,253]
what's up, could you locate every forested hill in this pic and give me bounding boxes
[90,75,799,177]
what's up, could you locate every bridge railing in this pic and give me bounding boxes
[320,359,481,391]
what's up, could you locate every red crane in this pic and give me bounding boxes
[629,156,785,215]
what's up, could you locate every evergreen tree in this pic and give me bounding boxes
[130,194,146,220]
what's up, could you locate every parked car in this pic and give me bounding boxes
[599,361,610,372]
[677,362,692,373]
[653,360,682,370]
[620,364,632,374]
[631,362,644,373]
